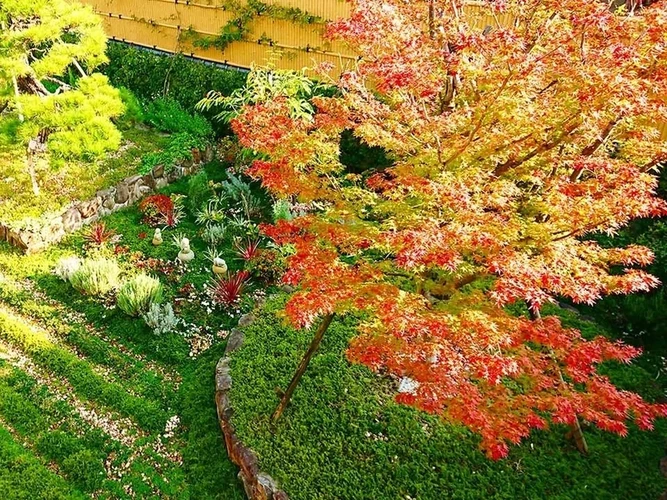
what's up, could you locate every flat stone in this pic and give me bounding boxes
[151,164,165,178]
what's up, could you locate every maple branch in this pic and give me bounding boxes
[493,118,580,176]
[569,117,621,182]
[528,307,589,455]
[444,67,514,166]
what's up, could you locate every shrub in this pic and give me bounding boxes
[115,86,145,129]
[143,302,179,335]
[54,256,82,282]
[246,248,287,284]
[69,258,121,296]
[145,97,213,137]
[61,449,105,492]
[104,42,247,113]
[210,270,250,307]
[140,131,210,175]
[138,194,183,227]
[187,170,212,213]
[202,224,227,245]
[234,236,261,261]
[117,274,163,317]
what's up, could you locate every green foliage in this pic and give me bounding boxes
[143,302,179,335]
[197,65,326,122]
[141,132,209,174]
[272,198,293,222]
[117,273,164,317]
[144,98,213,137]
[187,171,212,213]
[104,42,246,114]
[61,449,105,492]
[115,86,145,129]
[0,427,85,500]
[229,298,667,500]
[69,257,121,296]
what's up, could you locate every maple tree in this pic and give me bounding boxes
[213,0,667,459]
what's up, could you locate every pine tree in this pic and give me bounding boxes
[0,0,124,195]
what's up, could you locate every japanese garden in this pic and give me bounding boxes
[1,0,667,498]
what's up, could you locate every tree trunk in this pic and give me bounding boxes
[26,153,40,196]
[528,305,589,455]
[272,313,335,423]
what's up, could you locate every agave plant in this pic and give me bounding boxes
[210,270,250,306]
[234,236,261,261]
[83,222,117,247]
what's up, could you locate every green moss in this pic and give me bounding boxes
[0,427,86,500]
[229,297,667,500]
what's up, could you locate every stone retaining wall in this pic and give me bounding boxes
[0,146,213,254]
[215,313,288,500]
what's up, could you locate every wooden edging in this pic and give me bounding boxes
[215,313,289,500]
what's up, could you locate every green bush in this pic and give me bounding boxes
[117,273,163,317]
[104,42,246,113]
[115,86,145,129]
[187,170,212,213]
[140,132,210,174]
[61,449,106,492]
[69,258,121,296]
[144,97,213,137]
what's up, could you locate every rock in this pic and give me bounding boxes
[279,284,296,294]
[155,177,169,189]
[215,358,232,392]
[151,164,165,178]
[115,182,130,204]
[61,208,82,232]
[225,329,245,355]
[143,173,156,190]
[101,188,116,210]
[238,314,256,327]
[204,144,215,162]
[78,196,102,219]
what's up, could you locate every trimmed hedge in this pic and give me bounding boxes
[104,42,247,114]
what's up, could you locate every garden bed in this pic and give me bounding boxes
[227,296,667,500]
[0,158,274,498]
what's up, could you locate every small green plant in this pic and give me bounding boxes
[202,224,227,245]
[69,258,121,296]
[142,302,179,335]
[115,86,145,129]
[117,274,163,317]
[144,97,213,137]
[187,171,212,213]
[196,198,227,227]
[272,198,293,222]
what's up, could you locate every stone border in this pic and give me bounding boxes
[0,145,214,254]
[215,313,289,500]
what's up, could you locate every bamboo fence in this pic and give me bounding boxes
[81,0,667,140]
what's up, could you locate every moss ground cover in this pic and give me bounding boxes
[228,296,667,500]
